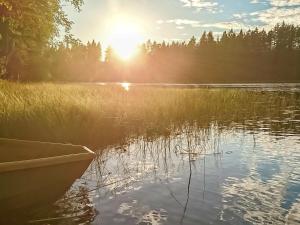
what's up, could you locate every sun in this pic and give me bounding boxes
[107,18,143,61]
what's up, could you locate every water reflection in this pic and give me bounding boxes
[120,82,131,91]
[221,134,300,224]
[24,125,300,225]
[27,186,97,225]
[5,89,300,225]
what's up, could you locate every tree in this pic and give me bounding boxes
[206,31,216,49]
[0,0,84,80]
[105,46,114,62]
[187,36,197,49]
[273,22,294,50]
[199,32,207,48]
[220,31,228,46]
[87,40,101,62]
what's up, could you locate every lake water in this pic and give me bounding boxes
[91,82,300,91]
[3,85,300,225]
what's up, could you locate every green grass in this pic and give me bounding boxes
[0,81,299,148]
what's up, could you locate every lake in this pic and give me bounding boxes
[2,85,300,225]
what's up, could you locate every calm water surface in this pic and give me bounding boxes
[6,86,300,225]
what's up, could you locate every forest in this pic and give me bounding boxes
[1,1,300,83]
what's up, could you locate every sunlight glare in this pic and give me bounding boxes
[107,17,143,61]
[121,82,131,91]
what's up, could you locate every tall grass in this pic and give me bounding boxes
[0,81,299,148]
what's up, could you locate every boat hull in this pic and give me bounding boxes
[0,157,92,213]
[0,138,95,215]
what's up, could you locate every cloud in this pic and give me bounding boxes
[233,13,249,19]
[157,19,256,30]
[246,0,300,29]
[157,19,202,27]
[201,21,256,30]
[158,0,300,35]
[179,0,220,13]
[250,0,268,4]
[251,6,300,27]
[269,0,300,6]
[250,0,300,6]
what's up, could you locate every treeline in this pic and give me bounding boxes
[1,21,300,82]
[134,22,300,83]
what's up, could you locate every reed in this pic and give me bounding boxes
[0,81,298,148]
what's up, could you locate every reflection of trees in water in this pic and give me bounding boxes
[28,186,97,225]
[54,186,97,224]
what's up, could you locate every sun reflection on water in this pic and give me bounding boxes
[121,82,131,91]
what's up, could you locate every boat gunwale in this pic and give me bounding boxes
[0,138,95,173]
[0,152,95,173]
[0,137,86,148]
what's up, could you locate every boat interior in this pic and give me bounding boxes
[0,138,89,163]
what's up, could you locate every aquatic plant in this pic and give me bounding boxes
[0,81,299,147]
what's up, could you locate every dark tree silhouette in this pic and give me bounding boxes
[0,21,299,83]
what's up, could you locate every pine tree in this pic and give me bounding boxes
[105,46,114,62]
[199,32,207,48]
[207,31,216,49]
[187,36,197,49]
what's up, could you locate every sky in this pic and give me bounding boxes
[65,0,300,45]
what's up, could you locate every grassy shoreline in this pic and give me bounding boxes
[0,81,299,148]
